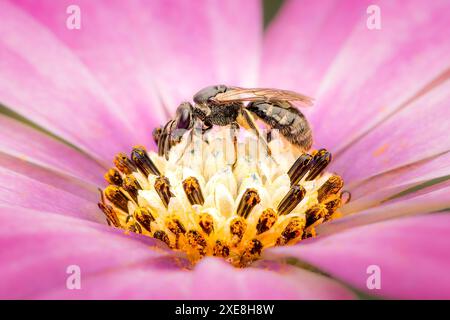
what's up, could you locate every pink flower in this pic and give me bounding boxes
[1,0,450,299]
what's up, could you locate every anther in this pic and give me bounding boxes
[186,230,208,256]
[317,174,344,202]
[302,228,316,240]
[256,208,278,235]
[277,185,306,215]
[134,207,154,232]
[166,217,186,236]
[154,176,174,208]
[248,239,263,255]
[104,185,129,212]
[98,203,121,228]
[128,221,142,234]
[182,177,204,205]
[153,230,171,247]
[276,217,305,245]
[287,154,313,185]
[114,153,137,175]
[305,149,332,181]
[230,217,247,246]
[236,188,261,219]
[304,204,326,228]
[213,240,230,258]
[239,239,263,267]
[198,213,214,235]
[323,196,342,221]
[122,175,142,202]
[131,146,161,177]
[104,168,123,186]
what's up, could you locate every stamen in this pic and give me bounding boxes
[230,217,247,246]
[134,207,154,232]
[104,168,123,186]
[306,149,332,181]
[213,240,230,258]
[276,217,305,245]
[166,217,186,236]
[256,208,278,235]
[304,204,326,228]
[98,203,121,228]
[277,185,306,215]
[114,153,137,175]
[317,174,344,202]
[128,221,142,234]
[236,188,261,219]
[186,230,208,256]
[104,185,129,212]
[182,177,204,205]
[198,213,214,235]
[288,154,312,185]
[239,239,263,267]
[302,228,316,240]
[153,230,171,247]
[122,175,142,202]
[323,196,342,221]
[131,146,161,177]
[154,176,174,208]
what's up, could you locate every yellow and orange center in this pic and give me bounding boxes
[98,128,346,267]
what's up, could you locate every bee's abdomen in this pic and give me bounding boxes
[247,101,312,150]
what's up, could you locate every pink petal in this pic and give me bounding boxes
[0,152,98,202]
[319,185,450,235]
[0,167,100,221]
[338,152,450,214]
[348,151,450,201]
[0,115,105,186]
[332,80,450,185]
[342,179,450,216]
[41,258,356,299]
[310,0,450,153]
[12,0,261,115]
[260,0,371,95]
[0,206,355,299]
[267,213,450,299]
[187,258,354,300]
[0,205,179,299]
[0,1,139,162]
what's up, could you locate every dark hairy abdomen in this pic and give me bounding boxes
[247,101,312,150]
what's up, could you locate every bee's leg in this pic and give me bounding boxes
[230,122,239,169]
[240,109,279,165]
[266,129,273,143]
[174,120,207,164]
[158,120,174,158]
[201,123,213,145]
[174,128,194,164]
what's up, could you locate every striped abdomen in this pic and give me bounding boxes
[246,101,313,151]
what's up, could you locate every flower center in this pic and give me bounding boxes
[98,128,346,267]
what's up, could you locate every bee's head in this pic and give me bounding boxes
[193,85,228,105]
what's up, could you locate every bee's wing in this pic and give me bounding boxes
[211,87,314,108]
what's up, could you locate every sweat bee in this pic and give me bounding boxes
[153,85,314,164]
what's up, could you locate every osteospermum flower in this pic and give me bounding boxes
[0,0,449,299]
